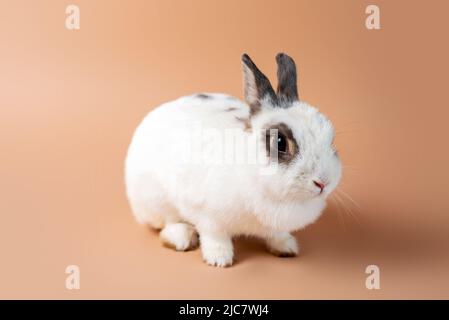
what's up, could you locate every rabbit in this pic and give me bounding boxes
[125,53,342,267]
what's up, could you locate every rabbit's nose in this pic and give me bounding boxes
[313,180,326,194]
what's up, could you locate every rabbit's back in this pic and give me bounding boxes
[126,93,249,173]
[124,93,250,226]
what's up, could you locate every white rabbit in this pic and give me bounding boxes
[125,53,342,267]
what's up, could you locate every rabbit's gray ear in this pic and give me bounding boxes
[242,54,278,115]
[276,53,299,103]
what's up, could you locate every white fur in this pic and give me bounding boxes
[266,232,300,256]
[160,223,198,251]
[125,93,342,267]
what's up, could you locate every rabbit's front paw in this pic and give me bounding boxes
[200,234,234,267]
[266,232,299,257]
[160,223,199,251]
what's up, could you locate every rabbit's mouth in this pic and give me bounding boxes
[294,187,329,200]
[280,188,320,202]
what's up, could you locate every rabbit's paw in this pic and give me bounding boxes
[160,223,199,251]
[266,232,299,257]
[200,234,234,267]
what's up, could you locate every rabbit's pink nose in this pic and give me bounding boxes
[313,180,326,194]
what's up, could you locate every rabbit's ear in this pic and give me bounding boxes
[276,53,299,103]
[242,54,278,115]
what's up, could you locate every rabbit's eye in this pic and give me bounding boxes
[264,123,299,164]
[277,133,288,154]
